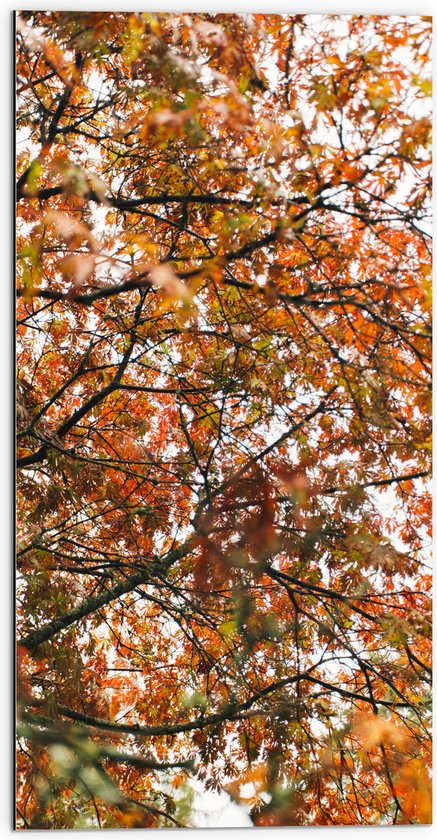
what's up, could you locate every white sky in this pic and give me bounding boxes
[190,781,252,827]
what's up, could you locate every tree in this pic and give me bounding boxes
[16,11,431,829]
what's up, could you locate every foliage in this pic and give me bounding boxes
[16,12,431,829]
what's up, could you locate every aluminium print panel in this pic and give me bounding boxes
[16,11,431,829]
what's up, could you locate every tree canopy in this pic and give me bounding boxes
[16,12,431,829]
